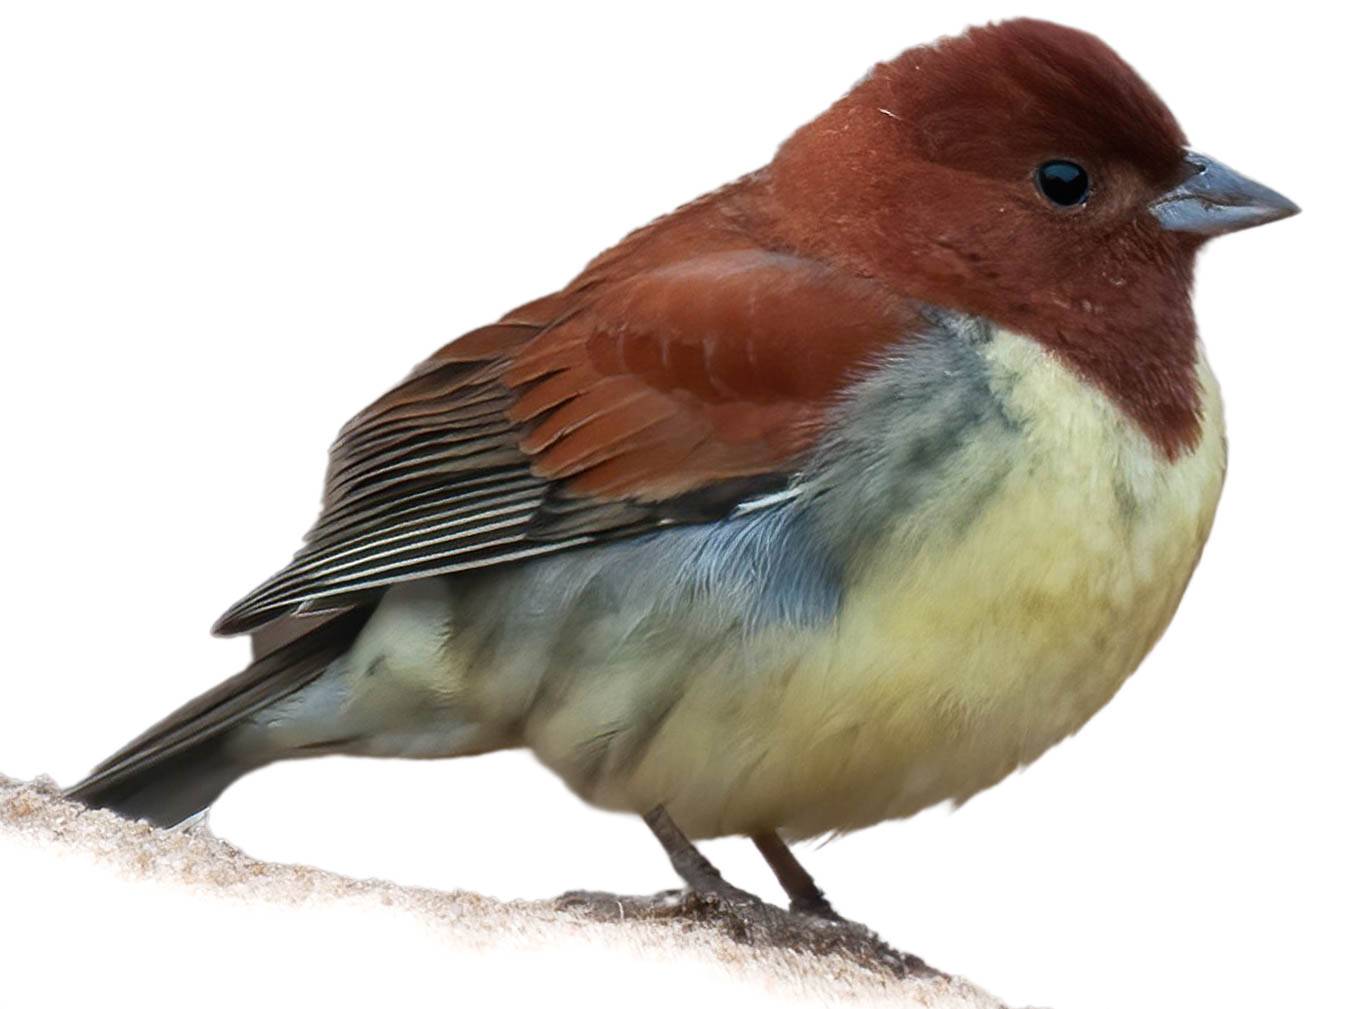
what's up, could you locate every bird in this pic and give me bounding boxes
[67,18,1298,923]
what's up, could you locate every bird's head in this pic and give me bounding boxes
[766,18,1298,453]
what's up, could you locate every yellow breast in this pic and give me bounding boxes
[619,329,1227,838]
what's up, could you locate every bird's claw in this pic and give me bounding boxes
[554,885,929,979]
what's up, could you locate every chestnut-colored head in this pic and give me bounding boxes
[765,19,1295,454]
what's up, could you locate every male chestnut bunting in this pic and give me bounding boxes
[69,19,1298,922]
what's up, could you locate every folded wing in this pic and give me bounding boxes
[214,250,915,636]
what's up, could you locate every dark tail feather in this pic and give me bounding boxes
[69,732,259,827]
[67,607,369,826]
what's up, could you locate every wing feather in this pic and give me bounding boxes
[215,247,914,636]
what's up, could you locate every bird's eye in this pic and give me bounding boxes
[1035,160,1090,207]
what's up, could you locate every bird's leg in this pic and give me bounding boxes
[643,805,761,907]
[752,831,841,920]
[558,810,926,979]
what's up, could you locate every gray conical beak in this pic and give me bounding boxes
[1150,151,1299,236]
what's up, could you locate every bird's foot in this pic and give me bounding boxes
[789,892,843,922]
[554,887,929,979]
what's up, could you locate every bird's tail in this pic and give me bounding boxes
[66,609,369,827]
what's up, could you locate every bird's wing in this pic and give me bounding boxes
[214,249,916,636]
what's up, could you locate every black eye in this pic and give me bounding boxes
[1036,160,1090,207]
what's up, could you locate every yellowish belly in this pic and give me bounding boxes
[604,331,1227,839]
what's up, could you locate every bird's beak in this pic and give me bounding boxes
[1150,151,1299,236]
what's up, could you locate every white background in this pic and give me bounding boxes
[1,3,1340,1007]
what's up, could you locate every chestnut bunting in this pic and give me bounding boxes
[69,19,1297,919]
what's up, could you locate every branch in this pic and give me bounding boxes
[1,774,1016,1007]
